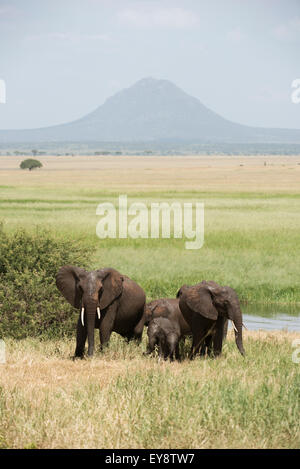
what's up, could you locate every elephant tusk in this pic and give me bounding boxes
[242,322,248,330]
[81,307,85,327]
[232,320,238,332]
[97,307,101,320]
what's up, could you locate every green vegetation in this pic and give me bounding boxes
[19,158,43,171]
[0,186,299,339]
[1,187,300,305]
[0,227,92,339]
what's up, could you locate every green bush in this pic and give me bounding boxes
[0,226,92,339]
[20,159,43,171]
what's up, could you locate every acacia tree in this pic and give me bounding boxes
[20,159,43,171]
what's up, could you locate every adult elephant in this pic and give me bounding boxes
[177,281,245,358]
[56,266,145,358]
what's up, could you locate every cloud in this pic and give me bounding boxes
[117,4,199,29]
[274,17,300,42]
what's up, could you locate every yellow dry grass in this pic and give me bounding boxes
[0,331,299,449]
[2,330,297,391]
[1,154,300,192]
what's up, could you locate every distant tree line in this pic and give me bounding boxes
[1,143,300,156]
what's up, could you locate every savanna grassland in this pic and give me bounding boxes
[0,154,299,449]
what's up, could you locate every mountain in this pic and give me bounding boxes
[0,77,300,143]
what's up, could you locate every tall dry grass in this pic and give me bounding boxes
[0,331,299,449]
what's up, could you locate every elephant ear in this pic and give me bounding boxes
[184,285,218,321]
[98,268,124,310]
[176,285,189,298]
[56,265,87,308]
[205,284,229,306]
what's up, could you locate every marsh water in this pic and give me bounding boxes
[240,303,300,332]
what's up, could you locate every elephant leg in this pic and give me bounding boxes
[74,318,87,358]
[146,335,157,355]
[167,343,175,361]
[167,333,179,361]
[189,317,214,359]
[99,304,117,349]
[175,342,181,361]
[199,335,210,356]
[211,317,226,357]
[190,331,208,359]
[158,342,165,359]
[200,334,213,357]
[159,336,169,360]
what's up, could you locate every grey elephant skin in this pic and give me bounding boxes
[141,298,190,360]
[141,297,228,359]
[134,297,190,338]
[56,266,145,357]
[177,281,245,358]
[147,316,181,361]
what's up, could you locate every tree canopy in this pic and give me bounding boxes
[20,159,43,171]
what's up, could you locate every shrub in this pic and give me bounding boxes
[20,159,43,171]
[0,226,92,339]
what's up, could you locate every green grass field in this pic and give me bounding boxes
[0,155,299,448]
[1,184,300,304]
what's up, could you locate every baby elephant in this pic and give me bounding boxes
[147,317,181,361]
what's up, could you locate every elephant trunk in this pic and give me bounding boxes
[85,301,97,357]
[228,305,245,356]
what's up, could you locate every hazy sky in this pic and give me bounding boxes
[0,0,299,130]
